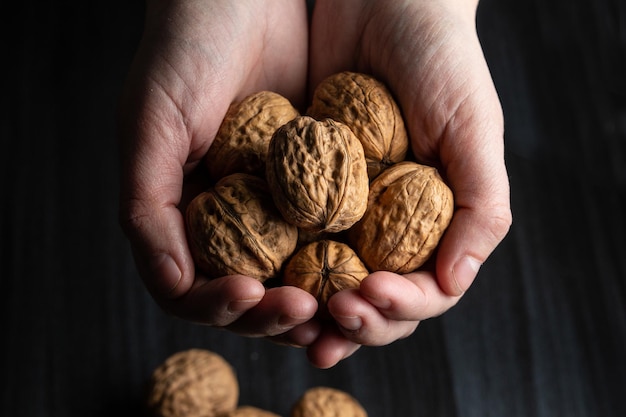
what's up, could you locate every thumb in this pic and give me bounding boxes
[117,83,201,300]
[119,192,193,300]
[436,194,512,296]
[435,92,512,296]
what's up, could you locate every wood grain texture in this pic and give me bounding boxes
[1,0,624,416]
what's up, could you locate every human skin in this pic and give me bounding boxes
[118,0,316,333]
[302,0,512,367]
[117,0,511,369]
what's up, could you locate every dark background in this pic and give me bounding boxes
[2,0,625,416]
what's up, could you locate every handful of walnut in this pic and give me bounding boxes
[186,71,454,317]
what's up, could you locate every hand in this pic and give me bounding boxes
[117,0,321,342]
[304,0,512,368]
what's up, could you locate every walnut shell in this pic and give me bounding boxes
[219,406,281,417]
[266,116,369,233]
[147,349,239,417]
[207,91,299,180]
[308,72,408,179]
[186,173,298,281]
[290,387,367,417]
[349,161,454,274]
[283,240,368,318]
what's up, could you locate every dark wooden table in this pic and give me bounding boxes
[2,1,624,416]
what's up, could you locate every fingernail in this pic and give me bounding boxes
[149,253,182,297]
[453,256,482,294]
[336,315,362,331]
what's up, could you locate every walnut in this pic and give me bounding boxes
[349,161,454,274]
[147,349,239,417]
[219,406,281,417]
[290,387,367,417]
[266,116,369,233]
[308,71,408,179]
[283,240,369,318]
[186,173,298,282]
[207,91,299,180]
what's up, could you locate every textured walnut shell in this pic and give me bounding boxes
[283,240,368,318]
[220,406,281,417]
[207,91,299,180]
[349,161,454,274]
[186,173,298,281]
[266,116,369,233]
[308,72,408,179]
[147,349,239,417]
[290,387,367,417]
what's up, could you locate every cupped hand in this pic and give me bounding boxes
[118,0,512,369]
[117,0,319,342]
[305,0,512,368]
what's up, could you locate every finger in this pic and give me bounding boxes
[305,325,361,369]
[156,275,265,325]
[359,270,462,321]
[267,319,323,348]
[326,271,462,346]
[327,288,418,347]
[223,286,318,337]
